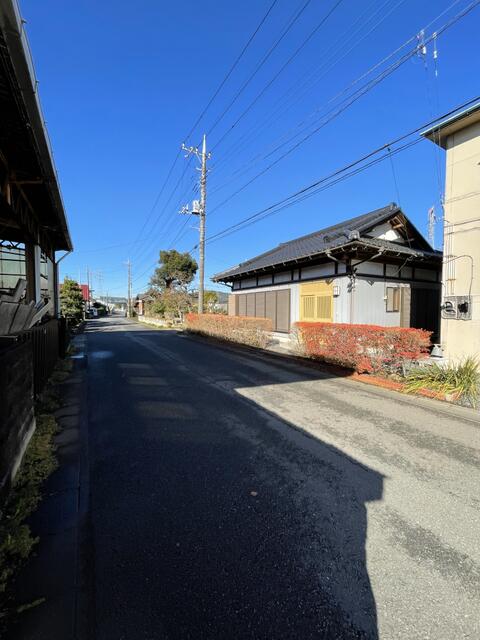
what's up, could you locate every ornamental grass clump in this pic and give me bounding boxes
[404,357,480,407]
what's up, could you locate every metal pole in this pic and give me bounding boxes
[181,135,210,315]
[86,266,91,309]
[198,134,207,314]
[127,259,132,317]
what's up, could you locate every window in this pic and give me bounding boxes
[316,295,332,320]
[386,287,400,312]
[302,295,315,319]
[300,281,334,322]
[0,245,26,293]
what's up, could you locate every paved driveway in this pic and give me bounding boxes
[86,316,480,639]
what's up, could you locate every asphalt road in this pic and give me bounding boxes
[85,316,480,639]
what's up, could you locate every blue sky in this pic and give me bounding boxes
[21,0,480,298]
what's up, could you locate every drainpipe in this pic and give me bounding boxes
[54,250,72,317]
[348,248,385,325]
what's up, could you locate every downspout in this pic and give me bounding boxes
[348,247,385,325]
[54,250,72,317]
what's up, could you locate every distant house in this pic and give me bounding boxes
[213,204,442,339]
[422,102,480,360]
[80,284,90,303]
[134,293,153,316]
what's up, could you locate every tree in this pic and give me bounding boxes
[60,278,84,322]
[204,290,218,312]
[147,289,192,320]
[150,250,198,291]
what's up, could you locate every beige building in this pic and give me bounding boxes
[423,103,480,360]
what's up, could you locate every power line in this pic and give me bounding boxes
[197,96,480,247]
[206,0,480,217]
[208,45,420,216]
[121,2,479,291]
[210,0,462,177]
[210,0,345,152]
[209,0,403,179]
[206,140,421,245]
[125,0,279,260]
[129,154,195,264]
[130,1,313,261]
[207,0,314,138]
[210,0,413,186]
[127,0,470,266]
[129,150,182,256]
[184,0,279,142]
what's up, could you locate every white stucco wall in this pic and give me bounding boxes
[351,279,401,326]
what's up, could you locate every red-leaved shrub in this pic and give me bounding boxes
[185,314,273,349]
[294,322,431,374]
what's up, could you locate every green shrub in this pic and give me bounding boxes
[404,357,480,407]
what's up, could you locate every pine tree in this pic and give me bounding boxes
[150,250,198,291]
[60,278,84,322]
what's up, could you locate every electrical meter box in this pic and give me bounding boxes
[442,296,472,320]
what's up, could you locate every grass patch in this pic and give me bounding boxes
[404,357,480,408]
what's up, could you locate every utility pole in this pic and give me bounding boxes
[86,266,91,309]
[97,270,103,301]
[126,259,132,317]
[182,134,210,314]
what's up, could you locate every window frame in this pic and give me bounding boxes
[386,286,400,312]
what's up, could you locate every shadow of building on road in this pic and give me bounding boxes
[85,324,385,639]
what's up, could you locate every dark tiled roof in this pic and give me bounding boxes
[213,203,439,281]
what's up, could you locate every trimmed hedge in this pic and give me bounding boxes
[185,314,272,349]
[294,322,431,374]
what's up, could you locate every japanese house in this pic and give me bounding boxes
[213,203,442,339]
[0,1,72,314]
[0,0,73,495]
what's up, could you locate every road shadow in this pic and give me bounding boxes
[90,326,385,638]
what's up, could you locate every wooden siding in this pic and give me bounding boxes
[231,289,291,332]
[276,289,290,332]
[255,291,266,317]
[238,294,247,316]
[246,293,255,316]
[228,294,237,316]
[265,291,276,328]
